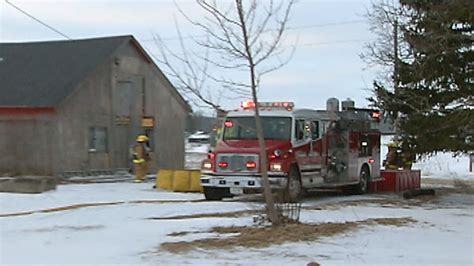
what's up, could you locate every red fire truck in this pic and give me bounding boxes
[200,98,383,201]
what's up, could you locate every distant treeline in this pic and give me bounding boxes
[186,113,218,134]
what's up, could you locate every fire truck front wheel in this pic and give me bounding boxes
[285,166,303,202]
[203,187,231,201]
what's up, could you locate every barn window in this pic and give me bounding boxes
[89,127,108,152]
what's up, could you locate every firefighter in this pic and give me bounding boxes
[132,135,150,183]
[384,142,399,170]
[401,141,414,170]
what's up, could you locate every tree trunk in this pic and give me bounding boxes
[252,93,280,225]
[235,0,280,225]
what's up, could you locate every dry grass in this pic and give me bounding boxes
[147,210,260,220]
[303,196,440,211]
[160,217,416,253]
[304,199,400,210]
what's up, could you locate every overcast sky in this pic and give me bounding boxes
[1,0,382,114]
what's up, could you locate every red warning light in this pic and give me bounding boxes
[241,101,256,109]
[246,161,257,169]
[218,161,229,168]
[371,111,381,121]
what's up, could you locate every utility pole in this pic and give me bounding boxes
[393,19,399,91]
[393,19,401,140]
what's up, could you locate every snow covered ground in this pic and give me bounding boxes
[414,153,473,180]
[1,142,473,265]
[1,180,473,265]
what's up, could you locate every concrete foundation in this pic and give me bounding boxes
[0,176,58,193]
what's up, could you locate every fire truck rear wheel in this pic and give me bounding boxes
[356,166,370,194]
[203,187,230,201]
[286,166,303,202]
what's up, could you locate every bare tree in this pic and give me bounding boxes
[155,0,296,225]
[361,1,411,87]
[153,26,225,113]
[361,1,413,140]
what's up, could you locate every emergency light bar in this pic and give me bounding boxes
[241,101,256,109]
[371,111,381,121]
[241,101,294,111]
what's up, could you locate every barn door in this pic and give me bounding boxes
[113,80,135,170]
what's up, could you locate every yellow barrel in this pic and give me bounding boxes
[156,169,174,190]
[172,170,191,192]
[189,170,203,192]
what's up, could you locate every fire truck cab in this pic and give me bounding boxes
[200,98,382,201]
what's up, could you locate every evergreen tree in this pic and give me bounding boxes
[370,0,473,156]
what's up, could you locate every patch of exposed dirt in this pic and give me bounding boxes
[41,202,125,213]
[422,178,474,194]
[167,231,195,237]
[452,179,474,194]
[304,185,474,211]
[0,202,125,218]
[303,197,438,211]
[160,217,416,253]
[129,199,206,204]
[147,210,260,220]
[0,199,204,218]
[25,225,105,233]
[425,186,474,198]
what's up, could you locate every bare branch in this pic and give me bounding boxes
[153,33,225,112]
[254,0,295,66]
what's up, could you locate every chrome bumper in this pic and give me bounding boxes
[200,174,288,189]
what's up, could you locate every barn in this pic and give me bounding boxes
[0,35,191,176]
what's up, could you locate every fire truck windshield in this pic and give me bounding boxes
[222,116,292,140]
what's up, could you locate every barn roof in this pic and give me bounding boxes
[0,35,191,112]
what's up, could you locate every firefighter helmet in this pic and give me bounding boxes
[387,142,398,148]
[136,135,149,142]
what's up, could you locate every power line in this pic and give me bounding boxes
[4,0,366,45]
[5,0,72,40]
[141,19,367,42]
[297,39,370,47]
[142,38,372,59]
[143,38,371,52]
[287,19,366,30]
